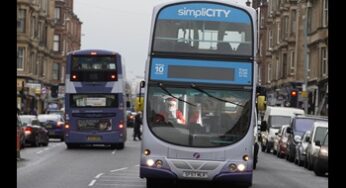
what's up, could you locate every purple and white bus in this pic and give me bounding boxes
[140,1,257,187]
[64,49,127,149]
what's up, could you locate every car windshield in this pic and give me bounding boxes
[147,86,251,148]
[294,118,327,133]
[323,133,328,146]
[269,116,291,128]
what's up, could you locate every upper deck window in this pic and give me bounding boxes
[153,3,253,56]
[72,56,117,71]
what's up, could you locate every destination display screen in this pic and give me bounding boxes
[168,65,234,81]
[150,58,252,85]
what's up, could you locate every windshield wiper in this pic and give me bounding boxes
[158,83,196,107]
[190,83,245,107]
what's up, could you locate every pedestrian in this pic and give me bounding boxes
[133,111,142,141]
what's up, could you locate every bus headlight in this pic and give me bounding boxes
[237,163,246,172]
[144,149,151,156]
[155,160,163,168]
[228,163,237,172]
[243,155,249,161]
[146,159,155,167]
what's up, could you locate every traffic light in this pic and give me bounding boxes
[290,90,298,107]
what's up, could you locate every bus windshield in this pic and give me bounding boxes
[147,86,251,147]
[153,19,252,56]
[70,94,118,108]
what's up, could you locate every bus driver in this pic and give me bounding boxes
[163,97,186,125]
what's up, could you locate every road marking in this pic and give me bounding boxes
[88,179,96,187]
[95,173,103,179]
[110,167,128,172]
[36,150,43,154]
[135,164,139,167]
[112,150,116,155]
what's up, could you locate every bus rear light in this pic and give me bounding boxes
[90,51,97,55]
[64,124,70,129]
[118,124,124,129]
[111,74,116,80]
[24,127,32,135]
[72,74,78,80]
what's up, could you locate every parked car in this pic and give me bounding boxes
[276,125,290,158]
[38,114,65,141]
[19,115,49,147]
[286,115,328,162]
[273,124,288,155]
[306,121,328,170]
[260,106,305,153]
[313,131,328,176]
[17,113,25,158]
[294,130,311,166]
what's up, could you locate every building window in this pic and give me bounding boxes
[267,63,272,83]
[290,10,296,35]
[284,16,289,39]
[53,34,60,52]
[307,52,311,78]
[322,0,328,27]
[276,22,280,44]
[276,57,280,80]
[290,51,295,73]
[307,7,312,33]
[55,7,61,22]
[268,30,273,50]
[17,9,26,33]
[52,63,59,80]
[321,47,328,77]
[282,53,288,78]
[17,47,25,70]
[60,66,65,83]
[30,52,36,74]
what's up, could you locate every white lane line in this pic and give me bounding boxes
[36,150,43,154]
[135,164,139,167]
[95,173,104,179]
[112,150,116,155]
[44,148,50,151]
[88,179,96,187]
[110,167,128,172]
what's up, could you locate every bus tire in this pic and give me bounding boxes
[146,178,166,188]
[66,143,77,149]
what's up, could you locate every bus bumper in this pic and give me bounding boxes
[213,171,252,184]
[65,131,125,144]
[140,166,177,179]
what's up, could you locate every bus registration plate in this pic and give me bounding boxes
[87,136,101,141]
[182,171,208,178]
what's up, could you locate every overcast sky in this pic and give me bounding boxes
[73,0,250,82]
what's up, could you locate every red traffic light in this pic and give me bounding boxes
[291,90,297,97]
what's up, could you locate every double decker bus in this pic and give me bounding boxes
[140,1,258,187]
[64,49,127,149]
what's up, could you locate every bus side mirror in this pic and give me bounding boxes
[126,101,131,108]
[140,80,145,88]
[286,127,293,134]
[315,140,321,147]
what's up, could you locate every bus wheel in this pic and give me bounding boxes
[66,143,77,149]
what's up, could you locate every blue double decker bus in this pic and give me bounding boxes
[64,49,127,149]
[140,1,257,187]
